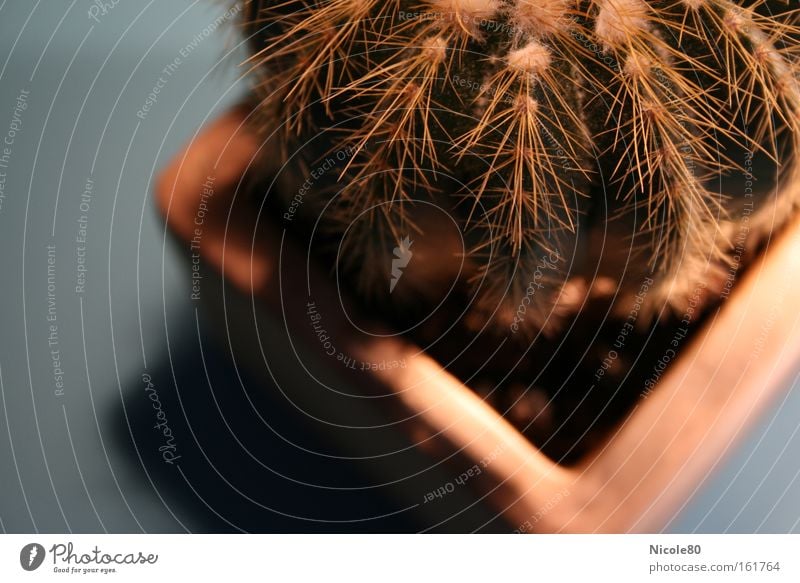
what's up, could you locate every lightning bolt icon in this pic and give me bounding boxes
[29,546,38,567]
[389,236,413,293]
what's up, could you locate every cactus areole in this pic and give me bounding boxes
[240,0,800,337]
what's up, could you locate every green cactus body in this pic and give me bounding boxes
[241,0,800,336]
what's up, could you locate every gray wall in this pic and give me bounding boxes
[0,0,798,533]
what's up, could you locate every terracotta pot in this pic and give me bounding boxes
[156,106,800,533]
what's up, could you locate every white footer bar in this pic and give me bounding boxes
[1,534,797,582]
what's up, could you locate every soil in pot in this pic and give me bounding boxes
[245,173,765,467]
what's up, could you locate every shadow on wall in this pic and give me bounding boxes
[109,310,420,533]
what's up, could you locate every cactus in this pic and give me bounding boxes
[239,0,800,337]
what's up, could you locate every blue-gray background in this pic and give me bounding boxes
[0,0,798,533]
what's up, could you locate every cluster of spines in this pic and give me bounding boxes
[241,0,800,330]
[586,0,800,307]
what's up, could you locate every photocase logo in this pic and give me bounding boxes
[389,236,413,293]
[20,543,46,571]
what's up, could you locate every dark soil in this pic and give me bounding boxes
[406,287,723,465]
[251,177,739,467]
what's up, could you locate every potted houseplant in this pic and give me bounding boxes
[156,105,800,532]
[156,1,800,531]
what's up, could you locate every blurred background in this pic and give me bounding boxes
[0,0,799,533]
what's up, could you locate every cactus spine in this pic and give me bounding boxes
[241,0,800,334]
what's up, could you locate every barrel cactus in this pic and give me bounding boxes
[238,0,800,337]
